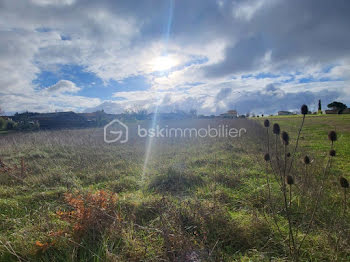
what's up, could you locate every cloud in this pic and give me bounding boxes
[213,84,343,115]
[31,0,75,6]
[1,0,350,114]
[204,0,350,77]
[44,80,81,93]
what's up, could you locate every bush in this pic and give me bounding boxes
[16,120,40,131]
[0,117,6,130]
[56,190,120,241]
[6,120,16,130]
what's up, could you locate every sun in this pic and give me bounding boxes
[151,55,178,72]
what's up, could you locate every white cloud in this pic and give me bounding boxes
[1,0,350,114]
[233,0,273,21]
[31,0,75,6]
[44,80,81,94]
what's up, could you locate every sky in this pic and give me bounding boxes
[1,0,350,116]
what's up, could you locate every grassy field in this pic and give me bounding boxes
[0,115,349,261]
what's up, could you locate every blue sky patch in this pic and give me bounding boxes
[33,64,151,100]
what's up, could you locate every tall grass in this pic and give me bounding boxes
[0,117,349,261]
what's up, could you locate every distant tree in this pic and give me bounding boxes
[327,101,347,113]
[6,120,16,130]
[318,100,322,111]
[0,106,3,116]
[0,118,5,130]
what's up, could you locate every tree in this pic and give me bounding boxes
[318,100,322,114]
[0,106,3,116]
[327,101,347,113]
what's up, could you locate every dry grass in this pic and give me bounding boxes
[0,117,349,261]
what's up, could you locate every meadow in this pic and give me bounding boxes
[0,114,349,261]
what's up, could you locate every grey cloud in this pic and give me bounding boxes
[215,87,232,102]
[1,0,350,113]
[205,35,267,76]
[204,0,350,77]
[217,84,342,115]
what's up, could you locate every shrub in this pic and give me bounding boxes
[6,120,16,130]
[56,190,120,241]
[0,117,6,129]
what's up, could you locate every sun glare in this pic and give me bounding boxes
[151,55,178,72]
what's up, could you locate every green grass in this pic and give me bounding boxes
[261,114,350,174]
[0,117,349,261]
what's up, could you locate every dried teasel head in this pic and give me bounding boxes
[273,123,280,135]
[264,119,270,128]
[328,131,337,142]
[301,104,308,115]
[286,175,294,185]
[303,155,310,165]
[264,153,270,162]
[329,149,336,157]
[340,177,349,188]
[281,131,289,146]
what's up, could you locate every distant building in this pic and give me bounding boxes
[278,111,294,116]
[220,110,238,118]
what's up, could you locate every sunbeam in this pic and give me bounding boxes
[142,0,174,179]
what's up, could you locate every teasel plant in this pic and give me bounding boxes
[295,129,339,256]
[287,104,308,174]
[263,119,272,202]
[261,105,342,261]
[339,177,349,215]
[302,155,311,188]
[263,119,297,258]
[280,130,298,259]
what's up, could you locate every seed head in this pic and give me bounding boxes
[264,153,270,162]
[287,152,291,157]
[301,104,308,115]
[329,149,336,157]
[286,175,294,185]
[328,131,337,142]
[340,177,349,188]
[281,131,289,146]
[303,156,310,165]
[264,119,270,128]
[273,123,280,135]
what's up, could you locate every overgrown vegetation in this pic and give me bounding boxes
[0,116,349,261]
